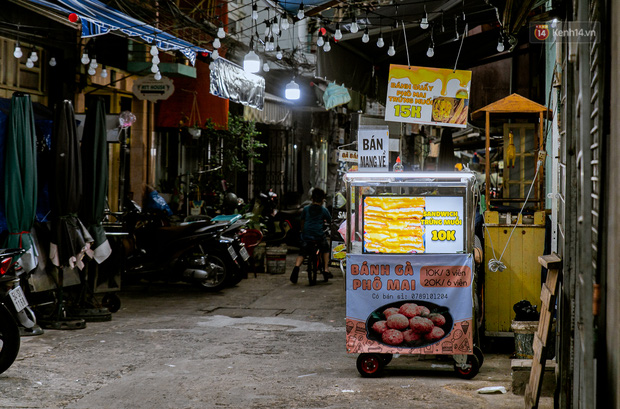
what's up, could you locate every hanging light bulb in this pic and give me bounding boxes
[350,20,359,33]
[297,2,305,20]
[285,79,300,100]
[265,22,271,37]
[212,49,219,59]
[420,6,429,30]
[101,66,108,78]
[150,45,158,56]
[454,16,460,41]
[497,36,505,52]
[335,23,342,40]
[88,65,96,75]
[281,14,289,30]
[244,50,260,73]
[362,27,369,43]
[213,38,221,49]
[151,63,159,73]
[269,36,275,51]
[276,46,283,60]
[272,17,280,35]
[90,57,98,69]
[317,35,324,47]
[387,42,395,56]
[323,39,331,52]
[80,51,90,65]
[152,54,160,64]
[426,44,434,57]
[49,57,57,66]
[26,58,34,68]
[252,3,258,20]
[154,71,162,80]
[13,43,23,59]
[377,34,384,48]
[217,25,226,38]
[263,62,270,72]
[29,51,38,62]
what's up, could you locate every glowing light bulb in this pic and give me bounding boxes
[243,50,260,73]
[420,16,429,30]
[217,26,226,38]
[213,38,221,49]
[150,45,158,56]
[362,28,369,43]
[272,18,280,35]
[80,52,89,65]
[252,4,258,20]
[101,67,108,78]
[297,2,304,20]
[335,24,342,40]
[317,36,324,47]
[49,57,57,66]
[13,45,23,59]
[377,35,384,48]
[152,55,160,64]
[281,15,289,30]
[90,58,98,69]
[212,49,219,59]
[350,20,359,33]
[151,63,159,73]
[285,79,300,100]
[263,62,270,72]
[323,40,331,52]
[269,36,275,51]
[426,45,434,57]
[276,46,283,60]
[29,51,38,62]
[497,37,505,52]
[26,58,34,68]
[154,71,162,80]
[387,44,395,56]
[88,66,96,75]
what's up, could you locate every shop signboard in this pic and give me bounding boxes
[357,126,389,172]
[384,65,472,128]
[132,74,174,102]
[345,253,473,355]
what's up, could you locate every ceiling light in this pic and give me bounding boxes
[335,23,342,40]
[285,79,300,100]
[13,43,23,59]
[362,27,369,43]
[217,26,226,38]
[243,50,260,73]
[350,20,359,33]
[297,2,305,20]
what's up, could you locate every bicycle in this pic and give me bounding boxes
[303,239,326,286]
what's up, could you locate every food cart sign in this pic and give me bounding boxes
[384,65,472,128]
[133,74,174,101]
[345,254,473,355]
[357,126,389,172]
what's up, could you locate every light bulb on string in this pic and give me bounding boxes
[362,27,369,43]
[150,45,158,56]
[154,71,162,80]
[152,55,160,64]
[87,66,96,75]
[80,51,90,65]
[217,25,226,38]
[49,57,57,66]
[335,23,342,40]
[497,36,505,52]
[26,58,34,68]
[212,49,219,59]
[272,17,280,35]
[387,42,395,56]
[426,44,434,57]
[213,38,221,49]
[263,62,270,72]
[317,35,324,47]
[420,6,429,29]
[14,43,23,59]
[151,63,159,73]
[265,22,271,37]
[90,58,98,69]
[276,46,283,60]
[297,2,304,20]
[350,20,359,33]
[252,3,258,20]
[323,39,331,52]
[269,36,275,51]
[29,51,38,62]
[377,34,384,48]
[454,16,460,41]
[281,15,289,30]
[101,66,108,78]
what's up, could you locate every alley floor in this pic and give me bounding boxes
[0,251,554,409]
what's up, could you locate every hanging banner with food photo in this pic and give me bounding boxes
[384,65,472,128]
[345,254,474,356]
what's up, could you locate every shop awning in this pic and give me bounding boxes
[24,0,207,65]
[243,93,293,127]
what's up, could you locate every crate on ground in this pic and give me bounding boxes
[265,246,287,274]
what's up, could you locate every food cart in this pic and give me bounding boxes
[344,171,483,378]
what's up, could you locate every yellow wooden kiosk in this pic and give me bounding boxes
[471,94,552,336]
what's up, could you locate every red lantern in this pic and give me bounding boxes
[68,13,79,23]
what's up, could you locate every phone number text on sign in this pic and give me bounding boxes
[419,265,471,288]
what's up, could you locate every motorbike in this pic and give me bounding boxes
[118,200,247,292]
[0,248,34,375]
[249,190,303,247]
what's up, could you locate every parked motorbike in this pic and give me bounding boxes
[119,201,246,292]
[0,248,32,374]
[249,190,303,247]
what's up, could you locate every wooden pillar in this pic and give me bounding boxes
[538,111,545,209]
[485,111,491,209]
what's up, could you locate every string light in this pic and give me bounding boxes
[212,49,219,59]
[90,57,98,69]
[80,50,90,65]
[323,37,331,52]
[151,63,159,73]
[263,62,270,72]
[100,66,108,78]
[317,35,324,47]
[281,14,289,30]
[335,23,342,40]
[276,46,283,60]
[454,15,460,41]
[350,19,359,33]
[213,38,221,49]
[297,2,305,20]
[87,65,96,75]
[217,25,226,38]
[362,27,369,43]
[154,71,162,80]
[420,5,429,29]
[26,58,34,68]
[265,21,271,37]
[150,45,158,56]
[252,3,258,20]
[272,17,280,35]
[49,57,57,66]
[497,34,505,52]
[29,51,38,62]
[13,43,23,59]
[427,27,435,57]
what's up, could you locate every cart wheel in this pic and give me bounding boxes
[454,354,480,379]
[473,345,484,367]
[356,353,384,378]
[101,293,121,313]
[380,354,393,366]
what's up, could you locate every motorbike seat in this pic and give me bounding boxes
[153,221,227,243]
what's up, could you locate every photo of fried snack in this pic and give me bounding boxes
[363,196,426,254]
[432,97,469,125]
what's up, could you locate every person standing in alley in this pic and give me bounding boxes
[290,187,332,284]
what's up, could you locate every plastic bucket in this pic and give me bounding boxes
[266,247,287,274]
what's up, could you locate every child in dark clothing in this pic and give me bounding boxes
[290,188,332,284]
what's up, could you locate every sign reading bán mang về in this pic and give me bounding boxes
[357,126,389,171]
[346,254,473,356]
[384,65,472,128]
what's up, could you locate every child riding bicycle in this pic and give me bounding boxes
[290,187,332,284]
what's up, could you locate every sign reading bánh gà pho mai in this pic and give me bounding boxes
[384,65,472,128]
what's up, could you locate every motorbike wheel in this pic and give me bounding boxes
[197,254,229,292]
[0,304,20,375]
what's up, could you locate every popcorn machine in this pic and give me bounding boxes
[343,172,483,378]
